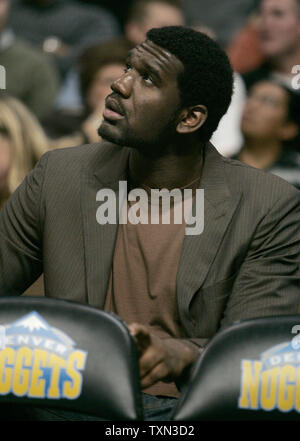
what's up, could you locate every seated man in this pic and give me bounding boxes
[0,26,299,421]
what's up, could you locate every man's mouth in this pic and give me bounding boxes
[103,97,124,121]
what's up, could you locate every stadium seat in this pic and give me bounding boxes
[0,296,143,420]
[172,315,300,421]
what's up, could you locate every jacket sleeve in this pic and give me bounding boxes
[0,152,50,295]
[176,188,300,391]
[220,187,300,328]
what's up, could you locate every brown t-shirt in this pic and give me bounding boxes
[104,180,199,397]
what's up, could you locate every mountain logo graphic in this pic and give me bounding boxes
[11,313,49,332]
[0,311,87,400]
[1,311,75,349]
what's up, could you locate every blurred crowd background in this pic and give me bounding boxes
[0,0,300,212]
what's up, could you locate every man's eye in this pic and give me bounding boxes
[142,73,153,84]
[124,64,132,73]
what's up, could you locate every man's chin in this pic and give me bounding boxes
[97,120,125,146]
[97,121,171,157]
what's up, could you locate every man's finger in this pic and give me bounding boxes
[128,323,151,353]
[140,361,169,389]
[139,347,162,378]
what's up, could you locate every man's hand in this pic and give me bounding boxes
[128,323,199,389]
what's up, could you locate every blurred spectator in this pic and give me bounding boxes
[43,38,129,147]
[0,0,59,119]
[124,0,184,47]
[8,0,120,77]
[227,12,265,74]
[243,0,300,90]
[183,0,259,48]
[78,0,134,31]
[0,95,49,209]
[234,80,300,189]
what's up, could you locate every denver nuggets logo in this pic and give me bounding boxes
[238,332,300,413]
[0,312,87,400]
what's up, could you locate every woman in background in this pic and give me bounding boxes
[0,95,49,209]
[43,38,129,148]
[235,80,300,189]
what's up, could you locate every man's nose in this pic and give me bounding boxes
[111,72,134,98]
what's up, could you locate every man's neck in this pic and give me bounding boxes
[128,144,205,190]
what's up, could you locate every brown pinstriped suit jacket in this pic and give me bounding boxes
[0,141,300,348]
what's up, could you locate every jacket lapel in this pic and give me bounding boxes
[81,144,130,308]
[81,141,242,316]
[176,143,242,330]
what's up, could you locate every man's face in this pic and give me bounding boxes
[259,0,300,57]
[98,40,184,157]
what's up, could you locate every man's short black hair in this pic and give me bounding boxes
[146,26,234,142]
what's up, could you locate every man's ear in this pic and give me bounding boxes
[176,105,208,134]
